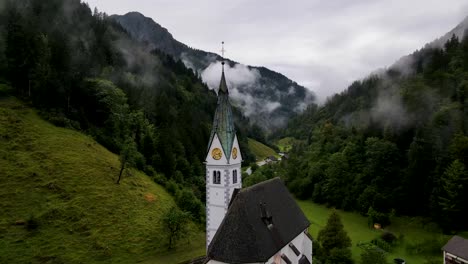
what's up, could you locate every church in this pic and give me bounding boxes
[204,56,313,264]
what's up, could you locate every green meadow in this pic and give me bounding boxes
[0,96,204,264]
[298,200,456,264]
[247,138,279,161]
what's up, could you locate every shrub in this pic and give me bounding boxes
[26,214,39,231]
[165,180,178,196]
[381,231,397,244]
[40,110,81,130]
[371,238,392,252]
[152,172,167,186]
[176,188,204,221]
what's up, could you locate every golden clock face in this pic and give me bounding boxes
[211,148,222,160]
[232,147,238,159]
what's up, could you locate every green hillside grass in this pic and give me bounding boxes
[247,138,278,161]
[298,200,453,263]
[276,137,296,152]
[0,96,205,264]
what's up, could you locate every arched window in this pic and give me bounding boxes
[233,170,238,184]
[216,171,221,184]
[212,171,217,184]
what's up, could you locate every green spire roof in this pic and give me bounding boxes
[209,70,236,160]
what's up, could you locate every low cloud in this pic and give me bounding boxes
[370,84,410,130]
[201,61,260,92]
[180,52,196,71]
[201,61,285,124]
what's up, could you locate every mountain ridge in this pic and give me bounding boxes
[111,12,316,131]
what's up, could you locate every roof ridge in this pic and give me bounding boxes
[240,177,283,193]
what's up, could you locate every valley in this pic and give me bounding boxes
[1,0,468,263]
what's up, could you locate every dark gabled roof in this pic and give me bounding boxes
[442,235,468,260]
[207,70,235,160]
[207,177,310,263]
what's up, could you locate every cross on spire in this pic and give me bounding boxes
[221,41,226,58]
[221,41,226,71]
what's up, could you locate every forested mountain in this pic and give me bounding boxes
[112,12,315,131]
[0,0,258,221]
[281,20,468,231]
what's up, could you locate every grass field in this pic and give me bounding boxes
[0,96,205,264]
[298,200,454,264]
[276,137,297,152]
[247,138,278,161]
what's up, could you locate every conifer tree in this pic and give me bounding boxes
[438,159,468,229]
[317,210,353,263]
[360,249,388,264]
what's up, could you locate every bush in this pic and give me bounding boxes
[0,83,13,96]
[152,172,167,186]
[381,232,397,244]
[40,110,81,130]
[176,188,204,221]
[26,214,39,231]
[371,238,392,252]
[361,248,388,264]
[367,207,391,227]
[165,180,178,196]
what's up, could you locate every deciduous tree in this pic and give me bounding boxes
[162,206,189,249]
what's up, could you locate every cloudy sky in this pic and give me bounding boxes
[86,0,468,102]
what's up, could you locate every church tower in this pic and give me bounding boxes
[205,48,242,249]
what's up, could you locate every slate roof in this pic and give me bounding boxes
[207,177,311,263]
[208,70,236,160]
[442,235,468,260]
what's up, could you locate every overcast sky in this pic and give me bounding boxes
[86,0,468,102]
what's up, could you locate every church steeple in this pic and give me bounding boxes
[208,69,235,160]
[205,42,242,250]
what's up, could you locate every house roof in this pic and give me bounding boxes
[207,70,235,160]
[442,235,468,260]
[207,177,310,263]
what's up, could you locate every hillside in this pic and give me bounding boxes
[247,138,278,161]
[112,12,315,131]
[0,0,256,226]
[282,16,468,231]
[0,96,205,264]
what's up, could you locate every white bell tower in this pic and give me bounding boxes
[205,42,242,249]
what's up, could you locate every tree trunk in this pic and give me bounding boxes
[168,233,173,249]
[117,163,125,184]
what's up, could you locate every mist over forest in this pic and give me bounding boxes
[0,0,467,263]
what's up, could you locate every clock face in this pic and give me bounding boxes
[232,147,238,159]
[211,148,222,160]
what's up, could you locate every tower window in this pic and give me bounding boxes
[213,171,221,184]
[233,170,237,184]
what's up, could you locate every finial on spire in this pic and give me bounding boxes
[221,41,226,72]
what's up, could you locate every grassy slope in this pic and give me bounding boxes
[298,200,453,264]
[276,137,296,152]
[247,138,278,161]
[0,97,205,264]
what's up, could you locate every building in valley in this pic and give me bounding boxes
[205,178,312,264]
[442,236,468,264]
[204,53,313,264]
